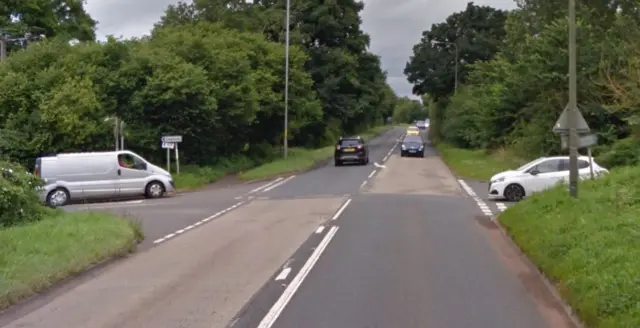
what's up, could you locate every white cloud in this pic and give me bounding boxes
[84,0,518,96]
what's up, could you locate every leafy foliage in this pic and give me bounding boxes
[0,0,397,169]
[405,0,640,165]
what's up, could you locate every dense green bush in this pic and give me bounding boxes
[0,161,46,227]
[597,138,640,169]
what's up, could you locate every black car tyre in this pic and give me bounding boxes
[420,151,425,158]
[334,159,341,166]
[504,183,525,202]
[46,188,70,207]
[145,181,165,198]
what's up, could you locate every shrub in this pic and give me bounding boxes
[597,137,640,169]
[0,160,46,227]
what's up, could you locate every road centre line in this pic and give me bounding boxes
[275,267,292,281]
[315,226,325,234]
[262,175,296,192]
[152,201,245,244]
[368,170,376,179]
[257,226,339,328]
[359,180,367,189]
[249,177,283,193]
[331,199,352,220]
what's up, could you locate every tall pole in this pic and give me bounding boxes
[453,44,459,94]
[283,0,290,158]
[568,0,578,197]
[0,35,7,62]
[114,117,120,151]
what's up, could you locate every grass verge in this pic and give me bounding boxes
[173,156,259,190]
[436,143,526,180]
[238,125,394,181]
[499,166,640,327]
[0,210,140,310]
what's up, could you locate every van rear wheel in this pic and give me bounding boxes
[46,188,69,207]
[145,181,165,199]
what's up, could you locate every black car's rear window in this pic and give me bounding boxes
[339,139,362,147]
[403,136,422,143]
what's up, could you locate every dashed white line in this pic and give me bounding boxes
[359,180,367,188]
[458,180,494,218]
[315,226,325,234]
[368,170,376,179]
[257,226,339,328]
[331,199,352,220]
[263,175,296,192]
[152,201,245,244]
[250,177,283,193]
[496,203,507,211]
[275,267,292,281]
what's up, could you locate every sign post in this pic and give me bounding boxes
[161,136,182,174]
[553,105,592,196]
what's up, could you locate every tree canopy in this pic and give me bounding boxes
[405,0,640,166]
[0,0,398,168]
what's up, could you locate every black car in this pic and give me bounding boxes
[334,136,369,166]
[400,135,425,157]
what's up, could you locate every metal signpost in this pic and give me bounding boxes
[560,133,597,179]
[161,136,182,174]
[553,104,594,189]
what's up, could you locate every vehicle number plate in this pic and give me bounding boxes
[344,148,355,152]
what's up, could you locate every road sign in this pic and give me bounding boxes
[162,135,182,143]
[561,133,597,150]
[162,142,174,149]
[553,104,590,135]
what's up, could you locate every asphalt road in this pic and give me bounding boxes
[1,127,576,328]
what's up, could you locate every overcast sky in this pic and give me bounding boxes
[85,0,517,99]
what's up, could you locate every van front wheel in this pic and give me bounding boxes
[145,181,165,199]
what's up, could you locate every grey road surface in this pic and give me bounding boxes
[1,127,575,328]
[231,138,576,328]
[260,127,405,199]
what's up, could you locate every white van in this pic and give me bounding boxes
[35,150,175,207]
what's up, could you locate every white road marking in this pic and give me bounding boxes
[315,226,325,234]
[496,203,508,211]
[368,170,376,179]
[262,175,296,192]
[373,162,386,168]
[359,180,367,188]
[275,267,292,281]
[331,199,352,220]
[257,226,339,328]
[457,180,494,218]
[78,199,145,209]
[152,201,245,244]
[249,177,283,193]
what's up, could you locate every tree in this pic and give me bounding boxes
[404,2,508,100]
[0,0,97,41]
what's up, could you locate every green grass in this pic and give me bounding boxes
[0,210,140,309]
[238,125,394,181]
[173,156,259,190]
[437,143,526,181]
[498,166,640,327]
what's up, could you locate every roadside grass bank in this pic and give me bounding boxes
[499,166,640,327]
[173,156,259,190]
[0,210,141,310]
[436,143,526,181]
[238,125,394,181]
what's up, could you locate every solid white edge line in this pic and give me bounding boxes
[315,226,325,234]
[274,267,292,281]
[250,177,283,193]
[331,198,352,220]
[257,226,339,328]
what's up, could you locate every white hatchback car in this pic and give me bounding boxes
[488,156,608,202]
